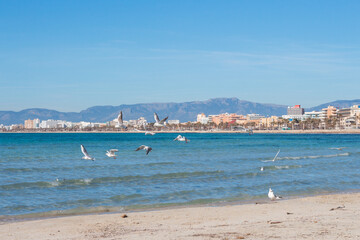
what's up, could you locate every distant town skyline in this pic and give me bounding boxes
[1,1,360,111]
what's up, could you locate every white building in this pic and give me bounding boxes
[168,120,180,125]
[247,114,264,120]
[33,119,40,128]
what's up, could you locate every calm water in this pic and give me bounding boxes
[0,133,359,217]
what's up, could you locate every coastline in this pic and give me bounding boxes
[1,192,360,239]
[1,129,360,134]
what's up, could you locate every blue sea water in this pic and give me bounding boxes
[0,133,359,218]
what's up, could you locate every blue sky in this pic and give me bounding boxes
[0,0,359,111]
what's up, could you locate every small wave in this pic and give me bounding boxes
[0,178,94,190]
[259,165,302,172]
[0,171,224,190]
[110,194,143,202]
[262,152,350,162]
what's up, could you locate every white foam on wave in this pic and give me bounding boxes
[262,152,350,162]
[81,178,93,184]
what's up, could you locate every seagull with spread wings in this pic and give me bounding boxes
[154,112,168,127]
[106,149,118,159]
[174,135,190,143]
[81,145,95,161]
[135,145,152,155]
[117,111,127,129]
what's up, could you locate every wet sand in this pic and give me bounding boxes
[1,192,360,239]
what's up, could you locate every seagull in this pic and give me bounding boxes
[329,147,345,150]
[174,135,190,143]
[260,167,264,171]
[272,149,281,162]
[154,112,168,127]
[117,111,127,129]
[135,145,152,155]
[145,131,156,135]
[81,144,95,161]
[106,149,118,159]
[268,188,282,201]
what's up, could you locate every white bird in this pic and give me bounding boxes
[154,112,168,127]
[272,149,281,162]
[268,188,282,201]
[135,145,152,155]
[117,111,127,129]
[81,144,95,161]
[106,149,118,159]
[260,167,264,171]
[329,147,345,150]
[174,135,190,143]
[145,131,156,135]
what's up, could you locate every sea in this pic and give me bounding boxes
[0,133,359,219]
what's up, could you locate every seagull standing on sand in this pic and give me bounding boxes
[268,188,282,201]
[106,149,118,159]
[135,145,152,155]
[174,135,190,143]
[81,145,95,161]
[154,113,168,127]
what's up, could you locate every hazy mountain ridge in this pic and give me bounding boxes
[307,99,360,111]
[1,98,359,125]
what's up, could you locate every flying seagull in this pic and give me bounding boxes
[272,149,281,162]
[117,111,127,129]
[174,135,190,143]
[268,188,282,201]
[106,149,118,159]
[135,145,152,155]
[81,144,95,161]
[154,112,168,127]
[145,131,156,135]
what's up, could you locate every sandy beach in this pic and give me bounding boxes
[1,192,359,240]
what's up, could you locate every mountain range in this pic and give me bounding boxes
[1,98,359,125]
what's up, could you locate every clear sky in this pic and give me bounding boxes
[0,0,359,112]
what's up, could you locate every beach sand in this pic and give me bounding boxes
[1,192,360,239]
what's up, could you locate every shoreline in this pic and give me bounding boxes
[2,129,360,134]
[2,189,360,224]
[1,191,360,239]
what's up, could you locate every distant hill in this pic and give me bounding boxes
[0,98,288,125]
[2,98,359,125]
[307,99,360,111]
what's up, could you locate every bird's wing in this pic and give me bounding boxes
[109,149,118,153]
[174,135,181,141]
[81,145,90,157]
[146,147,152,155]
[273,149,280,161]
[154,113,160,123]
[159,116,168,124]
[117,111,123,125]
[135,145,146,151]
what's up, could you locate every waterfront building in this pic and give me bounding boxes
[197,113,209,124]
[287,105,304,115]
[210,113,245,125]
[304,111,322,119]
[246,114,264,120]
[168,120,180,125]
[260,116,279,128]
[33,118,40,128]
[24,119,34,129]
